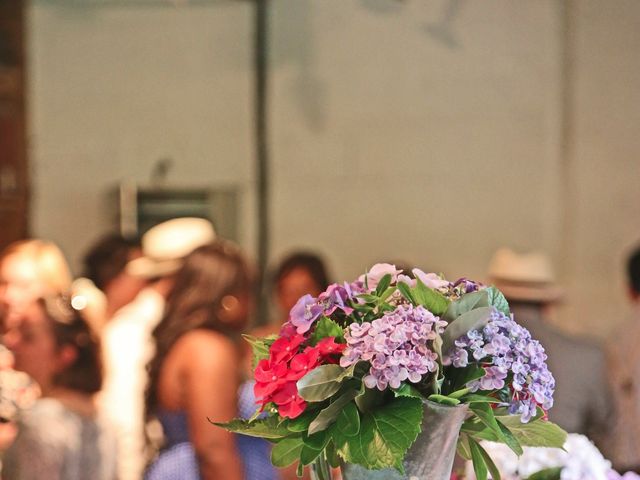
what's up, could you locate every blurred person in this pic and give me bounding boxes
[0,240,71,449]
[81,233,146,328]
[606,244,640,472]
[488,248,611,445]
[144,241,275,480]
[2,296,116,480]
[0,240,72,334]
[245,251,329,480]
[257,251,329,337]
[98,218,216,480]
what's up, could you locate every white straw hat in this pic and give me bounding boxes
[487,248,564,303]
[126,217,216,278]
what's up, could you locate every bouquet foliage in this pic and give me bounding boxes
[222,264,567,479]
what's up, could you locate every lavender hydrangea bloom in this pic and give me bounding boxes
[289,294,323,334]
[446,309,555,423]
[340,304,447,391]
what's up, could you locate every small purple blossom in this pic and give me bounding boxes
[289,294,323,334]
[318,282,354,315]
[446,309,555,423]
[340,304,446,391]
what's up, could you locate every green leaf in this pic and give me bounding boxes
[443,290,490,322]
[308,390,360,435]
[496,417,567,448]
[442,306,494,354]
[335,402,360,437]
[300,429,331,464]
[396,281,416,305]
[526,467,562,480]
[215,416,291,439]
[271,435,305,467]
[338,397,423,472]
[461,394,503,404]
[242,334,277,370]
[469,403,504,442]
[375,274,392,297]
[310,316,345,345]
[443,364,486,395]
[468,437,488,480]
[358,293,380,304]
[354,386,386,413]
[498,422,523,456]
[485,286,510,316]
[297,365,345,402]
[428,394,461,406]
[412,278,450,315]
[457,433,472,461]
[326,441,342,468]
[474,440,502,480]
[285,410,320,433]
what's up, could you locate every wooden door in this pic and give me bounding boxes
[0,0,28,251]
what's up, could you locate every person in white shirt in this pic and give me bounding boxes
[97,218,215,480]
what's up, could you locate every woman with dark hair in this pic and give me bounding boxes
[145,241,275,480]
[2,296,116,480]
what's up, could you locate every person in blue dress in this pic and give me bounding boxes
[144,241,277,480]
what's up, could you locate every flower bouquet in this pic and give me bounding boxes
[221,264,567,480]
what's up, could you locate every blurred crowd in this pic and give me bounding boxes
[0,218,638,479]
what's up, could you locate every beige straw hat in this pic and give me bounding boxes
[126,217,216,278]
[487,248,564,303]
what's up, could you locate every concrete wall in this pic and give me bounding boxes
[27,0,640,338]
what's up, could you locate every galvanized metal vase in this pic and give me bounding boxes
[337,400,469,480]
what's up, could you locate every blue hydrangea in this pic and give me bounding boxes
[340,304,447,390]
[446,309,555,423]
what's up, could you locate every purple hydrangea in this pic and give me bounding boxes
[289,294,323,334]
[445,309,555,423]
[340,304,447,390]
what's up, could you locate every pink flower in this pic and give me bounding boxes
[254,359,288,399]
[269,334,305,363]
[316,337,346,357]
[412,268,449,290]
[287,347,321,381]
[272,382,307,419]
[358,263,403,291]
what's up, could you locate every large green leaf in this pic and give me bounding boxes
[468,437,488,480]
[297,365,344,402]
[442,306,494,353]
[498,422,523,456]
[242,334,277,370]
[335,402,361,437]
[474,440,502,480]
[485,286,510,316]
[310,316,345,345]
[496,417,567,448]
[271,435,305,467]
[285,410,320,433]
[300,430,331,465]
[215,415,291,439]
[412,278,450,315]
[338,397,423,472]
[443,364,486,395]
[308,389,360,435]
[470,403,505,442]
[443,290,490,322]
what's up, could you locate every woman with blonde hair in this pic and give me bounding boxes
[2,295,116,479]
[0,239,72,333]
